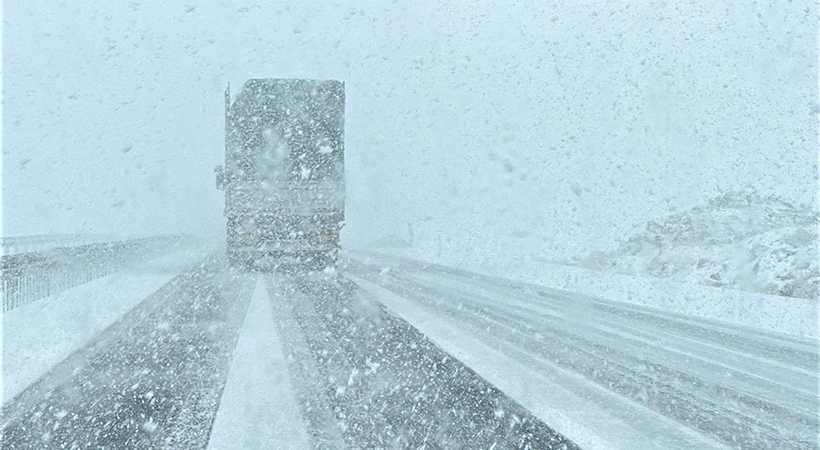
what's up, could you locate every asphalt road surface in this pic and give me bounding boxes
[346,253,819,450]
[4,251,815,450]
[1,255,578,449]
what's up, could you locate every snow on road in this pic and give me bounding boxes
[1,257,254,449]
[207,275,311,450]
[5,246,813,449]
[3,256,575,449]
[2,245,210,406]
[347,255,820,450]
[264,272,577,449]
[359,249,819,339]
[348,276,716,450]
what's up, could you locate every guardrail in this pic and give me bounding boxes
[0,234,122,256]
[1,235,187,312]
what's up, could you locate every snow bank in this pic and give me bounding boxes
[354,249,819,339]
[574,191,819,300]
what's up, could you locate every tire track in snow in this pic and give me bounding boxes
[347,257,819,450]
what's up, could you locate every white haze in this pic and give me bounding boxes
[2,0,817,259]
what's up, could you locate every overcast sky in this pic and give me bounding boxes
[2,0,817,257]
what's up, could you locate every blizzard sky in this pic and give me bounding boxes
[2,0,817,258]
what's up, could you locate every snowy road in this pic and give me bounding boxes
[2,251,816,449]
[1,256,255,449]
[1,254,576,449]
[346,253,819,450]
[260,272,574,449]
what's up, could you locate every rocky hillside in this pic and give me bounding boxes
[575,191,819,299]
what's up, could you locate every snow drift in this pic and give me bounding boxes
[574,191,819,300]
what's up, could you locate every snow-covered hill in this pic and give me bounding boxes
[574,191,819,299]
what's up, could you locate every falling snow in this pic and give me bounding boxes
[2,1,818,450]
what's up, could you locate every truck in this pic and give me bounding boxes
[215,79,345,270]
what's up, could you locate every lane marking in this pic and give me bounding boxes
[207,275,311,450]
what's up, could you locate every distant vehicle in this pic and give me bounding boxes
[215,79,345,270]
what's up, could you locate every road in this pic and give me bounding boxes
[346,253,819,450]
[1,257,254,449]
[1,251,816,449]
[1,255,576,450]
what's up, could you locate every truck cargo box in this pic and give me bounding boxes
[216,79,345,270]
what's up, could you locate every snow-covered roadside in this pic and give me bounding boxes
[1,245,212,406]
[352,249,819,339]
[572,191,819,300]
[206,276,311,450]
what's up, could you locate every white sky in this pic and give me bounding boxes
[3,0,818,257]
